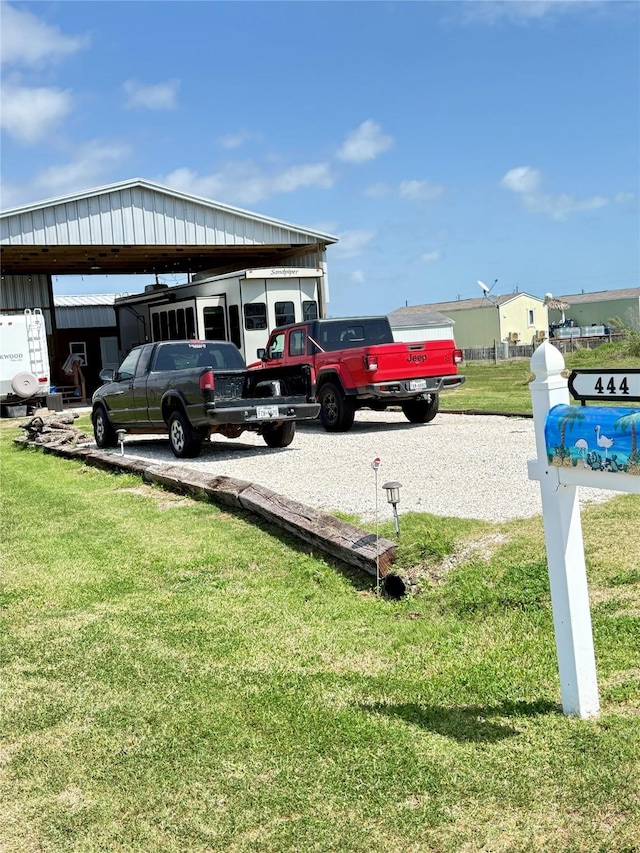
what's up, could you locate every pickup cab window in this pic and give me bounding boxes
[153,342,245,372]
[116,348,141,381]
[267,333,285,360]
[289,329,306,357]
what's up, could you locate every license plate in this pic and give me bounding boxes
[409,379,427,391]
[256,405,280,419]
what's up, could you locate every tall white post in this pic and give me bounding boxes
[528,342,600,718]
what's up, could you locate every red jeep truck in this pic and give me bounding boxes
[253,316,465,432]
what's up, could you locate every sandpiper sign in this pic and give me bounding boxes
[528,343,639,719]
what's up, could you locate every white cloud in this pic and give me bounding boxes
[421,251,442,264]
[501,166,541,194]
[614,191,636,204]
[0,82,73,143]
[337,120,394,164]
[364,182,393,198]
[124,79,180,110]
[331,229,376,259]
[308,220,339,235]
[364,179,445,201]
[527,193,609,218]
[163,161,334,205]
[461,1,605,25]
[399,180,445,201]
[0,140,131,207]
[350,270,365,284]
[219,130,258,150]
[501,165,610,220]
[0,2,89,66]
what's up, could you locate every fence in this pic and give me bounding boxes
[462,333,623,363]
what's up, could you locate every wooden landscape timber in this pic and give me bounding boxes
[14,436,398,580]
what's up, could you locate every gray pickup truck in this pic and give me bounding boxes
[91,340,319,458]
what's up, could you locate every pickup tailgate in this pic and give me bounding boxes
[208,365,319,423]
[348,340,461,383]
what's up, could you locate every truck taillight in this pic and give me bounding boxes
[199,370,215,391]
[38,377,48,383]
[454,349,463,364]
[364,355,378,372]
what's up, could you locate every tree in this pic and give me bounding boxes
[614,410,640,462]
[557,406,585,448]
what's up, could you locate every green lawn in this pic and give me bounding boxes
[440,343,640,415]
[1,414,639,852]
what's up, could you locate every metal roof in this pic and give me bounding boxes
[54,294,120,307]
[555,287,640,304]
[389,292,543,317]
[53,294,118,329]
[0,178,338,276]
[388,310,454,328]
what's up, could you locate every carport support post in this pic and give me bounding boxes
[529,343,599,718]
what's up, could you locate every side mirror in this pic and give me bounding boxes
[257,348,266,360]
[99,368,115,382]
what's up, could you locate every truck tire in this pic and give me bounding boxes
[93,405,118,448]
[168,410,202,458]
[402,394,439,424]
[262,421,296,448]
[318,382,355,432]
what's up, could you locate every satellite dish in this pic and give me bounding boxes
[477,280,490,293]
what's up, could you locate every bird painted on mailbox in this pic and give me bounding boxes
[595,425,614,457]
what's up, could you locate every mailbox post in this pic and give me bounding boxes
[528,343,598,718]
[528,343,640,718]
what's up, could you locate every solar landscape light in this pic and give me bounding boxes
[116,429,126,456]
[382,481,402,536]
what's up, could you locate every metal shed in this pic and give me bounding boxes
[0,178,338,382]
[388,309,455,342]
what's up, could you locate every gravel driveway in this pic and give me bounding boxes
[103,411,615,523]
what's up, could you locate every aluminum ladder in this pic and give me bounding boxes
[25,308,46,377]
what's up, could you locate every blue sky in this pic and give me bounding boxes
[1,0,638,317]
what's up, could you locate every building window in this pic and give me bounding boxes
[69,341,87,365]
[302,300,318,321]
[185,307,196,339]
[275,301,295,326]
[160,312,169,340]
[528,308,535,327]
[176,308,186,338]
[203,306,226,341]
[244,303,267,330]
[228,305,241,349]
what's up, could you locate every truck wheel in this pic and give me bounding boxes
[93,406,118,448]
[262,421,296,448]
[402,395,439,424]
[318,383,355,432]
[168,411,202,458]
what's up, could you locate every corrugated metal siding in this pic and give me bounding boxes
[0,274,51,310]
[1,186,330,248]
[55,305,116,329]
